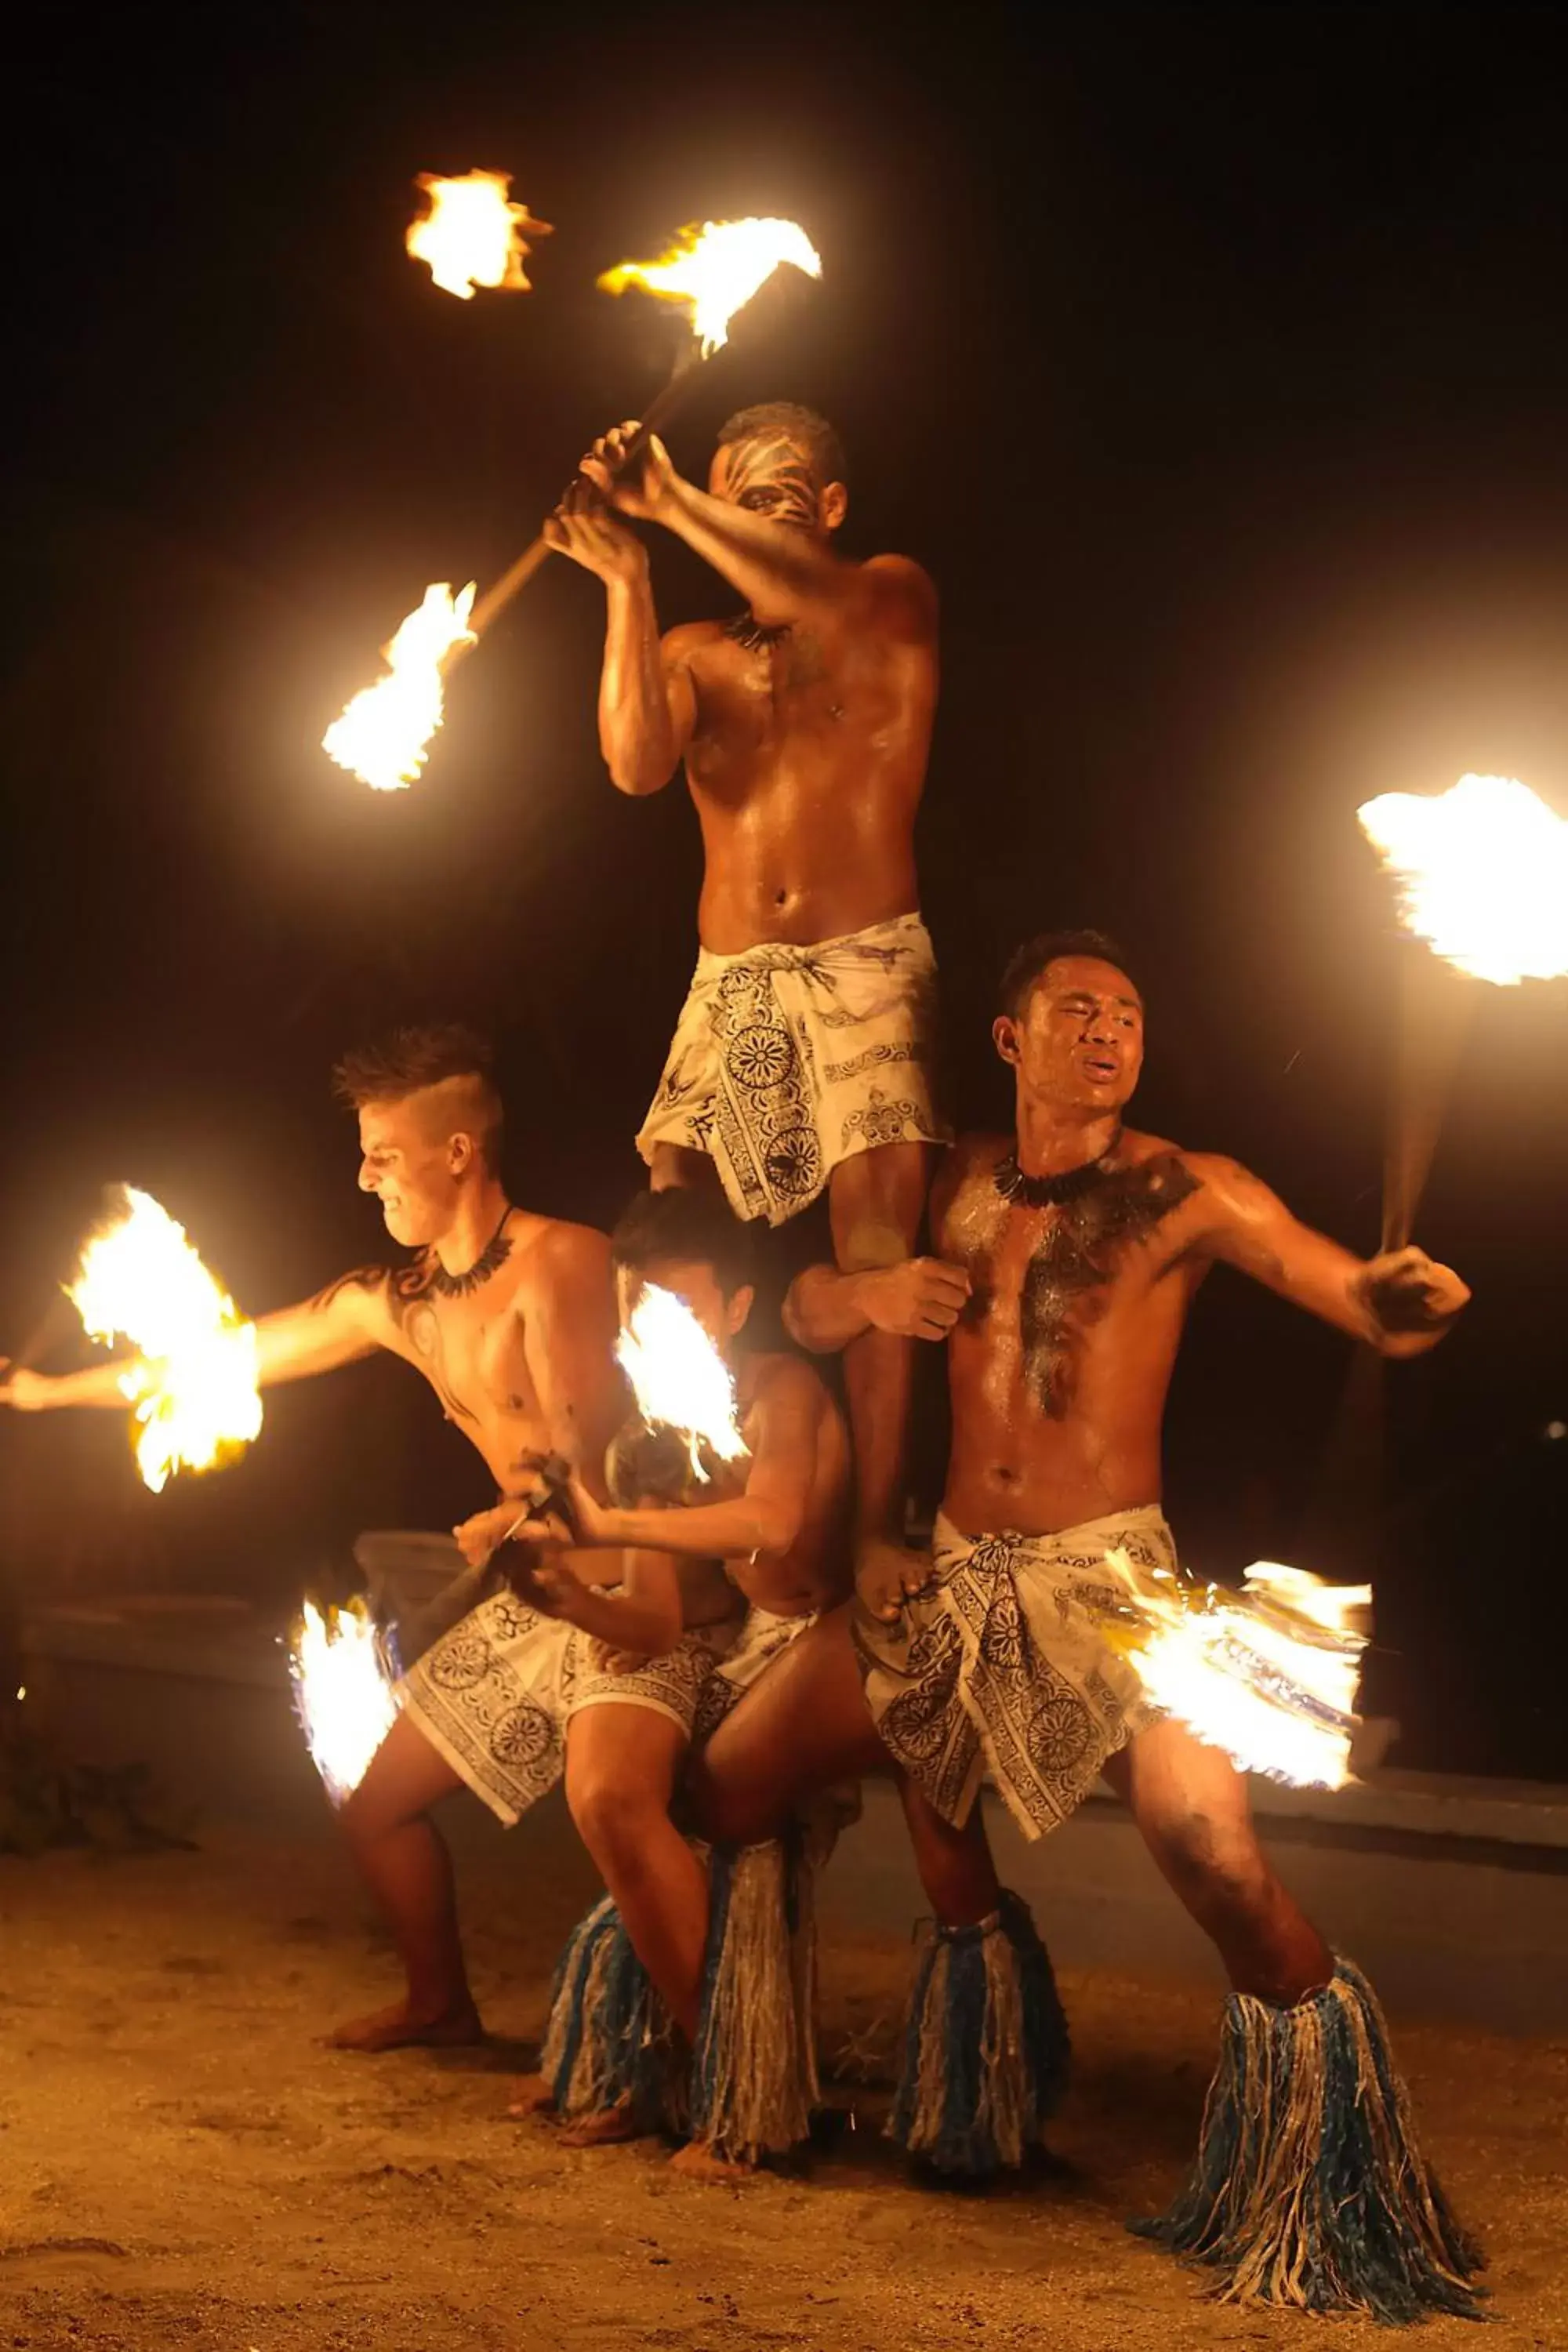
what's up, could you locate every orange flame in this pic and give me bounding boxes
[321,582,476,793]
[405,169,552,299]
[1358,773,1568,985]
[67,1186,263,1494]
[598,217,822,357]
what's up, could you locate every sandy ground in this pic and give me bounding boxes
[2,1806,1563,2352]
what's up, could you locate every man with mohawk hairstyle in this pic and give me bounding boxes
[1,1024,629,2053]
[546,400,957,1628]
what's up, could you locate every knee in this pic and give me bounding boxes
[339,1777,412,1847]
[568,1766,660,1866]
[1160,1812,1272,1924]
[683,1752,775,1849]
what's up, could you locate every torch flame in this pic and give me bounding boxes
[1358,772,1568,986]
[598,217,822,357]
[289,1599,398,1805]
[614,1283,748,1483]
[67,1185,263,1495]
[322,581,476,793]
[405,169,552,300]
[1103,1555,1370,1790]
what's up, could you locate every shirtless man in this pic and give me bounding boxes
[685,932,1482,2318]
[463,1185,851,2173]
[544,402,945,1620]
[1,1025,626,2050]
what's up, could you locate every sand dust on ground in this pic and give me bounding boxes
[1,1813,1563,2352]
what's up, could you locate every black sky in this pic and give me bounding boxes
[5,5,1566,1776]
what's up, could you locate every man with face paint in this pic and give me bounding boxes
[544,403,947,1627]
[1,1025,630,2052]
[682,932,1483,2318]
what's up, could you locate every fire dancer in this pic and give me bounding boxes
[684,931,1483,2321]
[449,1184,852,2172]
[543,404,946,1623]
[0,1025,625,2050]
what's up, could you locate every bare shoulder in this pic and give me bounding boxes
[516,1215,614,1304]
[309,1262,393,1328]
[747,1349,832,1417]
[662,618,728,666]
[1170,1148,1271,1210]
[861,551,938,633]
[935,1131,1007,1205]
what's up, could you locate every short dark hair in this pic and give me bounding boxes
[611,1188,757,1299]
[998,931,1140,1022]
[717,401,847,490]
[332,1024,502,1171]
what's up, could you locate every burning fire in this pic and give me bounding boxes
[598,217,822,357]
[1358,772,1568,985]
[405,169,552,299]
[1103,1556,1370,1790]
[321,580,476,793]
[67,1186,262,1495]
[289,1599,398,1805]
[615,1283,748,1483]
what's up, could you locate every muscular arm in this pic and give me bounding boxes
[1186,1154,1471,1358]
[596,583,700,797]
[541,1542,688,1658]
[513,1225,626,1501]
[659,474,935,639]
[0,1268,387,1410]
[783,1255,970,1351]
[591,1369,821,1560]
[541,477,696,797]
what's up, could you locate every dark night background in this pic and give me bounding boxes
[3,5,1564,1779]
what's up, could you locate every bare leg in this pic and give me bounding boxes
[565,1704,706,2038]
[896,1779,1004,1929]
[685,1604,891,1849]
[1104,1719,1334,2006]
[829,1142,935,1606]
[328,1711,483,2050]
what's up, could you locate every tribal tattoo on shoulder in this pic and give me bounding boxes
[1017,1152,1201,1418]
[307,1257,481,1426]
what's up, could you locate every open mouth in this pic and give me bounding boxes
[1080,1054,1119,1082]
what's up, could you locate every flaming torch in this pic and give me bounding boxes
[405,169,553,300]
[67,1186,263,1494]
[323,215,822,789]
[614,1283,748,1486]
[321,581,476,794]
[1358,772,1568,1247]
[1103,1555,1370,1790]
[289,1599,398,1804]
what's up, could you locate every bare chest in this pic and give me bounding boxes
[947,1157,1200,1421]
[384,1268,540,1439]
[684,630,920,797]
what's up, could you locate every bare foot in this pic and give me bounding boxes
[556,2097,644,2148]
[668,2139,757,2184]
[325,1999,483,2053]
[506,2073,557,2120]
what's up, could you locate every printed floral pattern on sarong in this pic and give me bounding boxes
[855,1508,1178,1840]
[636,914,948,1226]
[401,1589,738,1828]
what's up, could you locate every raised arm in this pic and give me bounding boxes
[585,424,938,638]
[1186,1153,1471,1359]
[543,475,698,796]
[0,1265,388,1412]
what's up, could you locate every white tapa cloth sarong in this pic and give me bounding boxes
[635,913,948,1225]
[855,1507,1178,1840]
[401,1589,739,1828]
